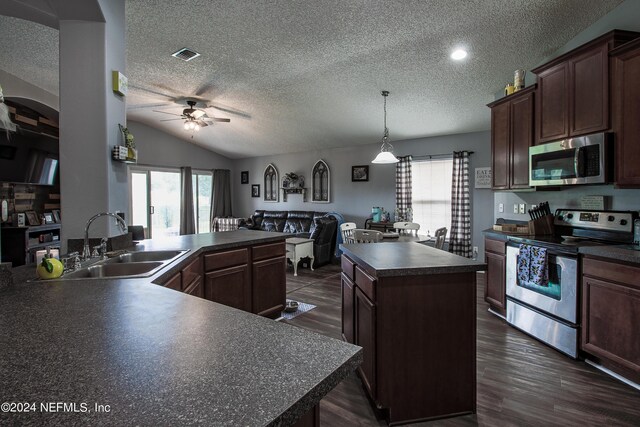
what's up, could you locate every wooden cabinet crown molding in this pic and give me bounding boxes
[531,29,640,75]
[486,84,536,109]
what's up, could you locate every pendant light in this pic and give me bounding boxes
[371,90,399,164]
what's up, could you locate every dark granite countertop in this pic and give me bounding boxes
[579,244,640,265]
[1,231,362,426]
[340,242,486,277]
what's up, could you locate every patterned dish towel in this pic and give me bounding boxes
[517,244,549,287]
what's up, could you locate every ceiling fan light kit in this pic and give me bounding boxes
[371,90,399,164]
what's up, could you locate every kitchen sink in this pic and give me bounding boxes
[58,249,189,280]
[63,261,164,279]
[103,250,186,264]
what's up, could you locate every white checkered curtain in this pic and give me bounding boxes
[395,155,413,221]
[449,151,472,257]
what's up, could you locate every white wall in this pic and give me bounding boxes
[127,121,233,170]
[233,130,493,256]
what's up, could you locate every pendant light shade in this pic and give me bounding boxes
[371,90,399,164]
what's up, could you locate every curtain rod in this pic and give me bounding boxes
[412,151,474,160]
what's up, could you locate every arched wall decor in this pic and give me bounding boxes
[263,163,279,202]
[311,159,330,203]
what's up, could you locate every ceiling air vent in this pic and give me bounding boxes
[171,48,201,62]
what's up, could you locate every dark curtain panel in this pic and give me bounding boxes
[180,166,196,235]
[449,151,472,257]
[395,155,413,221]
[211,169,232,224]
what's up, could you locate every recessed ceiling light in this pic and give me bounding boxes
[450,49,468,61]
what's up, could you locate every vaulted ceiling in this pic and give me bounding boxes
[0,0,624,158]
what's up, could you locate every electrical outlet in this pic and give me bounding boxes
[472,246,479,260]
[498,203,504,213]
[519,203,526,214]
[513,204,518,214]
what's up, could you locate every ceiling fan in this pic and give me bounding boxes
[153,99,230,131]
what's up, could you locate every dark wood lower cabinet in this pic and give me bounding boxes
[582,257,640,383]
[355,286,376,400]
[341,254,477,425]
[252,255,286,318]
[205,265,250,311]
[159,241,286,318]
[341,273,355,344]
[292,404,319,427]
[484,237,506,317]
[184,277,203,298]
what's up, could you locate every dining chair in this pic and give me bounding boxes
[340,222,357,244]
[394,221,420,236]
[434,227,447,250]
[353,229,383,243]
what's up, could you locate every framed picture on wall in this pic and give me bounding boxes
[251,184,260,197]
[241,171,249,184]
[351,165,369,182]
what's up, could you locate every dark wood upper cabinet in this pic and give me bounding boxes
[611,37,640,188]
[532,30,639,145]
[490,101,510,190]
[487,86,535,190]
[535,63,568,143]
[510,91,535,188]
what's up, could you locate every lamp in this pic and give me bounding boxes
[371,90,399,164]
[183,117,200,131]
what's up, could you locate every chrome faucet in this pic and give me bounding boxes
[82,212,128,260]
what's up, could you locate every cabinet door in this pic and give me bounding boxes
[341,273,355,343]
[510,91,534,189]
[582,275,640,381]
[536,62,569,144]
[612,42,640,187]
[355,287,376,399]
[184,277,203,298]
[252,256,286,318]
[164,272,182,291]
[205,264,250,311]
[485,251,506,316]
[570,43,609,136]
[491,101,510,190]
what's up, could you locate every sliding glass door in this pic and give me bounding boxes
[130,167,212,238]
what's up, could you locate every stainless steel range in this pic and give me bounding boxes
[505,209,637,358]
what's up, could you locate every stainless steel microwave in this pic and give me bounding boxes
[529,133,609,187]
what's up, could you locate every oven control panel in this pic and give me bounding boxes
[554,209,635,232]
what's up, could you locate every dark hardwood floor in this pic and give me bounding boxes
[282,262,640,426]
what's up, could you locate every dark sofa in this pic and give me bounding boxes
[247,210,338,267]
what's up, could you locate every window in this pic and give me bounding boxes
[130,167,212,238]
[411,158,453,236]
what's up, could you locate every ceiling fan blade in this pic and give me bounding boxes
[127,102,173,110]
[211,118,231,123]
[196,120,209,127]
[195,83,216,97]
[153,110,182,117]
[129,84,176,100]
[206,104,251,119]
[160,118,183,122]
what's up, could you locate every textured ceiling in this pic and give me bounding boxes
[0,0,624,158]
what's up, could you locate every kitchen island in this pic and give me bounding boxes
[0,231,362,426]
[340,242,485,425]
